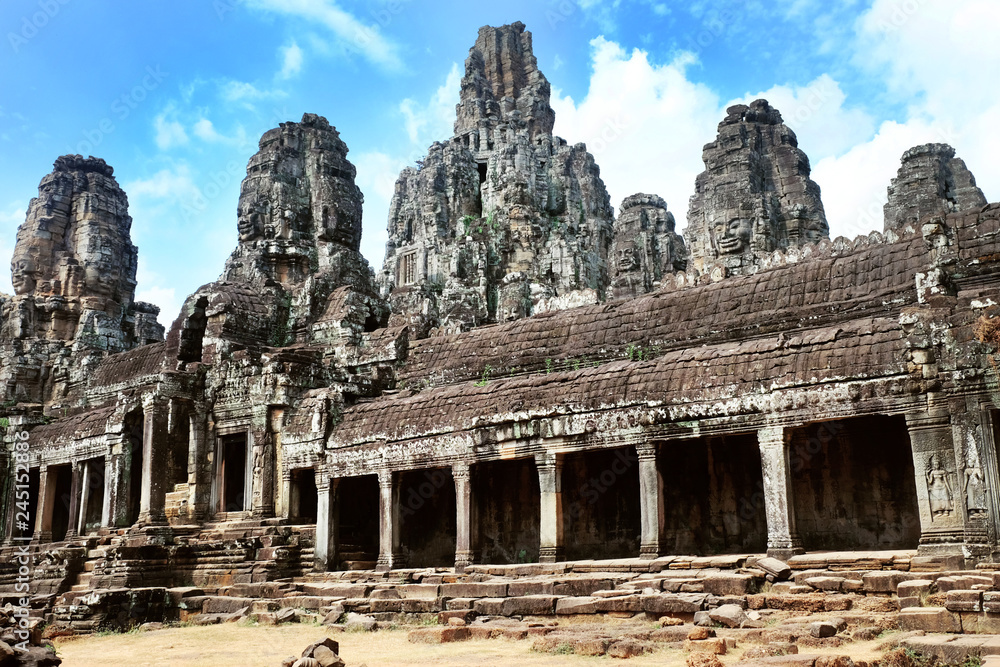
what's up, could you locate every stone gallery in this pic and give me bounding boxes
[2,21,1000,656]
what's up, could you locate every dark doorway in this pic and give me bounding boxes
[397,467,456,568]
[291,468,318,522]
[82,457,105,534]
[337,475,379,569]
[50,464,73,542]
[563,447,641,560]
[659,434,768,555]
[791,416,920,550]
[124,409,144,526]
[473,458,540,564]
[220,433,247,513]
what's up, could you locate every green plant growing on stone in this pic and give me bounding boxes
[461,214,476,236]
[554,643,574,655]
[474,364,492,387]
[545,358,553,374]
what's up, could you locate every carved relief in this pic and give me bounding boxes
[926,453,954,518]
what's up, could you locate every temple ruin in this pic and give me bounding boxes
[2,21,1000,652]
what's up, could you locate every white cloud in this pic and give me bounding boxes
[279,42,304,79]
[125,165,202,201]
[221,80,284,102]
[355,150,409,267]
[193,118,249,146]
[727,75,876,161]
[399,63,461,146]
[153,110,188,150]
[551,38,721,223]
[245,0,404,71]
[0,204,23,294]
[135,259,182,325]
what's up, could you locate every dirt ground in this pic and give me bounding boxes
[52,623,894,667]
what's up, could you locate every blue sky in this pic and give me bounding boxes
[1,0,997,324]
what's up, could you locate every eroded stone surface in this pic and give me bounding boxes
[686,99,828,276]
[378,21,614,335]
[884,143,986,232]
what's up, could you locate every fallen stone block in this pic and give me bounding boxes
[899,607,962,633]
[684,638,727,655]
[554,596,599,615]
[607,638,651,658]
[407,627,471,643]
[501,595,557,616]
[702,574,754,596]
[805,577,844,592]
[946,589,983,612]
[897,579,935,598]
[809,621,837,638]
[755,557,792,580]
[709,604,753,629]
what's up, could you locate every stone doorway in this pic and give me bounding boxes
[336,475,379,569]
[397,467,456,568]
[473,458,540,564]
[49,464,73,542]
[659,434,768,554]
[79,457,105,535]
[563,447,641,561]
[219,433,248,513]
[790,416,920,550]
[124,408,144,526]
[289,468,317,523]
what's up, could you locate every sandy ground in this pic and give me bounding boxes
[53,623,894,666]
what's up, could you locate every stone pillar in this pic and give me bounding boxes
[758,426,803,560]
[906,410,965,554]
[33,465,54,544]
[279,470,293,521]
[251,417,276,519]
[186,406,208,522]
[314,477,338,572]
[375,470,404,571]
[637,442,666,559]
[75,461,91,537]
[536,452,565,563]
[453,462,474,572]
[138,397,169,524]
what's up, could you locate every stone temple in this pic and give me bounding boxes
[2,21,1000,653]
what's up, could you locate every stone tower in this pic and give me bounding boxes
[169,114,386,359]
[3,155,162,349]
[883,143,986,231]
[608,194,687,300]
[378,22,615,336]
[686,99,828,276]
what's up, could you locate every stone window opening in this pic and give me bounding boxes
[363,308,380,333]
[476,162,487,216]
[399,252,417,286]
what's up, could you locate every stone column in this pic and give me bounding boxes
[75,461,91,536]
[906,410,965,554]
[758,426,803,560]
[251,422,275,519]
[314,477,339,572]
[453,462,474,572]
[138,397,169,524]
[375,470,404,571]
[102,454,119,527]
[63,461,82,539]
[279,470,293,521]
[33,465,55,544]
[536,452,565,563]
[186,406,208,522]
[637,442,666,559]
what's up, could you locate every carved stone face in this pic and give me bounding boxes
[712,218,753,255]
[616,244,638,273]
[237,199,266,241]
[801,218,826,244]
[11,254,37,295]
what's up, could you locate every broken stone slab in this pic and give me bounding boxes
[684,637,727,655]
[754,558,792,580]
[407,626,471,643]
[554,596,599,614]
[897,579,935,598]
[946,590,983,613]
[808,621,837,638]
[708,604,755,629]
[344,612,376,632]
[899,607,963,633]
[300,637,344,667]
[805,577,844,592]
